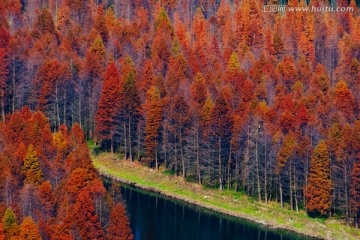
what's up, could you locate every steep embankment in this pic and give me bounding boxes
[92,153,360,240]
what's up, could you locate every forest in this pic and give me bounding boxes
[0,0,360,237]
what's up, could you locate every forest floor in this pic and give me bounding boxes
[92,152,360,240]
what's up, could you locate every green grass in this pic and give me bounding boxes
[92,151,360,240]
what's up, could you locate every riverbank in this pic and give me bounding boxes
[92,152,360,240]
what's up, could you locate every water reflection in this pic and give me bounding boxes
[119,186,311,240]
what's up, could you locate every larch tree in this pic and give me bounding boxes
[190,73,207,184]
[19,216,41,240]
[2,208,19,239]
[144,86,163,169]
[22,144,44,186]
[95,62,121,153]
[167,94,191,177]
[106,203,134,240]
[68,189,105,240]
[334,80,356,121]
[211,92,233,191]
[305,140,333,217]
[120,63,142,161]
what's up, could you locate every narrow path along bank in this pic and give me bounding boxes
[92,153,360,240]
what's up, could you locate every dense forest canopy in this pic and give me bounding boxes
[0,0,360,233]
[0,109,133,239]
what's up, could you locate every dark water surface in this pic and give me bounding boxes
[116,184,312,240]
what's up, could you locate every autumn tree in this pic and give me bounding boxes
[2,208,19,239]
[67,189,105,239]
[106,203,134,240]
[22,144,44,186]
[19,217,41,240]
[211,92,233,191]
[334,80,356,121]
[305,141,333,217]
[119,61,141,161]
[190,73,207,184]
[144,86,163,169]
[95,62,121,153]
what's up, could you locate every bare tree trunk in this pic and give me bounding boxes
[180,118,185,178]
[196,124,201,184]
[294,164,299,213]
[256,126,261,201]
[155,148,158,170]
[279,175,283,208]
[63,83,67,125]
[55,84,61,129]
[227,146,232,190]
[123,122,127,159]
[1,93,4,122]
[219,137,223,191]
[264,141,268,204]
[235,154,239,192]
[163,126,167,168]
[12,59,15,113]
[345,161,349,224]
[290,161,293,211]
[137,121,141,161]
[174,141,178,176]
[128,116,132,162]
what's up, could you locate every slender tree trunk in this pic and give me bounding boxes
[290,161,293,211]
[12,59,15,113]
[63,83,67,126]
[174,140,178,176]
[155,148,158,170]
[264,141,268,204]
[235,154,239,192]
[256,127,261,201]
[180,117,185,178]
[279,175,283,208]
[123,122,127,159]
[219,137,223,191]
[227,145,232,190]
[294,164,299,213]
[1,93,4,122]
[137,121,141,161]
[162,125,167,168]
[128,116,132,162]
[78,82,82,127]
[196,124,201,184]
[345,161,349,224]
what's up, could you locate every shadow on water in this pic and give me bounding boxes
[103,178,314,240]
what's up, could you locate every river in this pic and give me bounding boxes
[109,182,313,240]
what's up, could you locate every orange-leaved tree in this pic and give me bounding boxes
[305,140,333,217]
[106,203,134,240]
[95,62,121,153]
[144,86,163,169]
[19,216,41,240]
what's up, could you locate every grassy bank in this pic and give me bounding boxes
[92,152,360,240]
